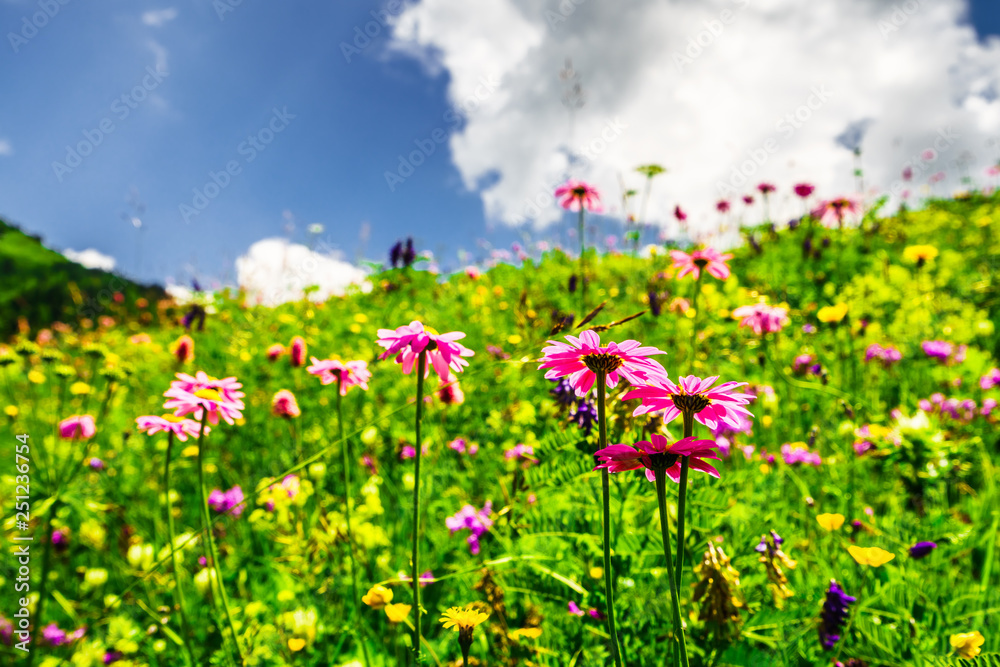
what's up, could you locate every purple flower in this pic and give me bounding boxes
[104,651,124,664]
[865,343,902,368]
[504,444,538,467]
[909,541,937,559]
[88,457,105,470]
[446,502,493,555]
[781,443,822,466]
[52,528,69,551]
[983,398,998,417]
[571,398,598,435]
[568,601,585,616]
[549,377,577,408]
[0,615,13,646]
[400,445,416,460]
[981,368,1000,390]
[922,341,966,365]
[819,579,856,650]
[448,438,477,455]
[208,486,245,517]
[792,354,815,375]
[802,324,816,334]
[42,624,67,646]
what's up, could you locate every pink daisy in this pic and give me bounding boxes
[58,415,96,440]
[811,197,861,228]
[757,183,776,195]
[163,373,246,426]
[168,372,245,405]
[135,414,208,441]
[307,357,372,395]
[594,434,721,483]
[623,375,754,430]
[271,389,301,418]
[376,321,474,381]
[538,329,667,398]
[266,344,285,361]
[554,180,602,212]
[670,248,733,281]
[732,303,789,335]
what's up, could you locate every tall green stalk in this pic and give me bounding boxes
[164,431,197,667]
[195,411,243,664]
[336,382,371,667]
[596,371,625,667]
[689,272,702,363]
[411,351,427,661]
[675,412,694,592]
[25,499,60,667]
[578,207,587,313]
[654,468,690,667]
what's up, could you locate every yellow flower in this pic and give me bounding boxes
[70,382,92,395]
[384,603,411,624]
[903,245,939,264]
[4,405,18,418]
[181,445,199,458]
[353,313,368,324]
[848,546,895,567]
[507,334,522,345]
[950,631,985,659]
[816,513,845,531]
[27,370,46,384]
[509,627,543,640]
[440,605,490,631]
[817,303,848,323]
[287,638,306,652]
[589,566,604,580]
[361,585,393,609]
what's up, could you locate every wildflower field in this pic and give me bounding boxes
[1,191,999,667]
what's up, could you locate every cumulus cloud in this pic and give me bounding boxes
[142,8,178,27]
[63,248,117,271]
[388,0,1000,241]
[235,238,370,306]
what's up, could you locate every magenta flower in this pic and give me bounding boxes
[538,330,667,398]
[568,601,586,616]
[400,445,416,460]
[289,336,307,367]
[780,443,821,466]
[271,389,301,418]
[794,183,815,198]
[865,343,902,368]
[136,414,208,441]
[670,248,733,281]
[163,374,246,426]
[732,303,789,335]
[448,438,477,455]
[208,485,245,517]
[757,183,776,195]
[716,199,731,213]
[58,415,96,440]
[623,375,754,431]
[445,501,493,554]
[921,340,965,365]
[504,443,538,467]
[266,344,285,362]
[742,195,754,205]
[376,320,474,381]
[436,373,465,405]
[594,434,721,483]
[811,197,861,228]
[554,180,602,212]
[981,368,1000,390]
[307,357,372,395]
[674,205,687,222]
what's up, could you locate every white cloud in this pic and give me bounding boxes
[388,0,1000,242]
[63,248,117,271]
[235,238,371,306]
[142,8,178,27]
[0,139,11,156]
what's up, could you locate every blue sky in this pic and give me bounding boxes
[1,0,999,288]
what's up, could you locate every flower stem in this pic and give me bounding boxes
[336,386,371,667]
[689,272,702,364]
[412,351,427,661]
[578,207,587,313]
[25,498,60,667]
[596,371,625,667]
[164,432,197,667]
[654,468,690,667]
[675,415,693,593]
[195,411,243,664]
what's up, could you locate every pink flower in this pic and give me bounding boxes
[208,485,245,516]
[794,183,815,198]
[624,375,754,431]
[173,335,195,364]
[757,183,776,195]
[135,414,208,441]
[554,180,602,212]
[538,330,667,398]
[865,343,902,368]
[716,199,731,213]
[289,336,307,367]
[669,247,733,281]
[732,303,789,335]
[811,197,861,228]
[780,443,821,466]
[400,445,416,460]
[307,358,372,395]
[742,195,754,205]
[271,389,300,418]
[266,344,285,361]
[674,205,687,222]
[163,373,246,426]
[504,443,538,467]
[436,373,465,405]
[594,434,721,483]
[922,340,965,364]
[376,321,474,381]
[465,266,481,279]
[446,502,493,554]
[59,415,96,440]
[568,601,586,616]
[981,368,1000,390]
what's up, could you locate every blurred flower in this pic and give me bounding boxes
[758,183,776,195]
[802,324,816,334]
[289,336,307,367]
[130,334,151,345]
[816,513,845,531]
[817,303,848,323]
[549,377,577,407]
[848,546,895,567]
[376,321,474,381]
[554,180,602,212]
[266,344,285,361]
[52,528,69,552]
[981,368,1000,390]
[570,398,598,434]
[781,443,821,466]
[909,541,937,559]
[624,374,754,431]
[59,415,96,440]
[742,195,754,205]
[819,580,855,650]
[163,372,245,426]
[362,585,393,609]
[208,486,245,517]
[448,438,477,456]
[384,603,411,623]
[950,631,985,659]
[436,373,464,405]
[446,502,493,555]
[594,434,720,483]
[757,531,796,602]
[865,343,902,368]
[794,183,815,198]
[921,340,965,365]
[674,205,687,222]
[136,414,207,441]
[504,443,538,467]
[670,247,734,281]
[812,197,860,228]
[692,541,744,636]
[307,358,371,395]
[568,601,585,616]
[271,389,301,418]
[539,329,667,398]
[400,445,416,460]
[716,199,730,213]
[732,303,789,335]
[398,570,434,587]
[903,244,939,265]
[172,335,195,364]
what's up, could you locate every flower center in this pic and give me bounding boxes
[582,353,624,374]
[693,258,709,268]
[671,392,711,414]
[646,452,680,472]
[194,388,222,402]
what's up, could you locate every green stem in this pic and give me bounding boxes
[164,431,197,667]
[597,371,625,667]
[689,273,702,364]
[578,207,586,313]
[675,413,694,592]
[195,410,243,664]
[26,499,60,667]
[412,351,427,661]
[654,469,690,667]
[337,384,371,667]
